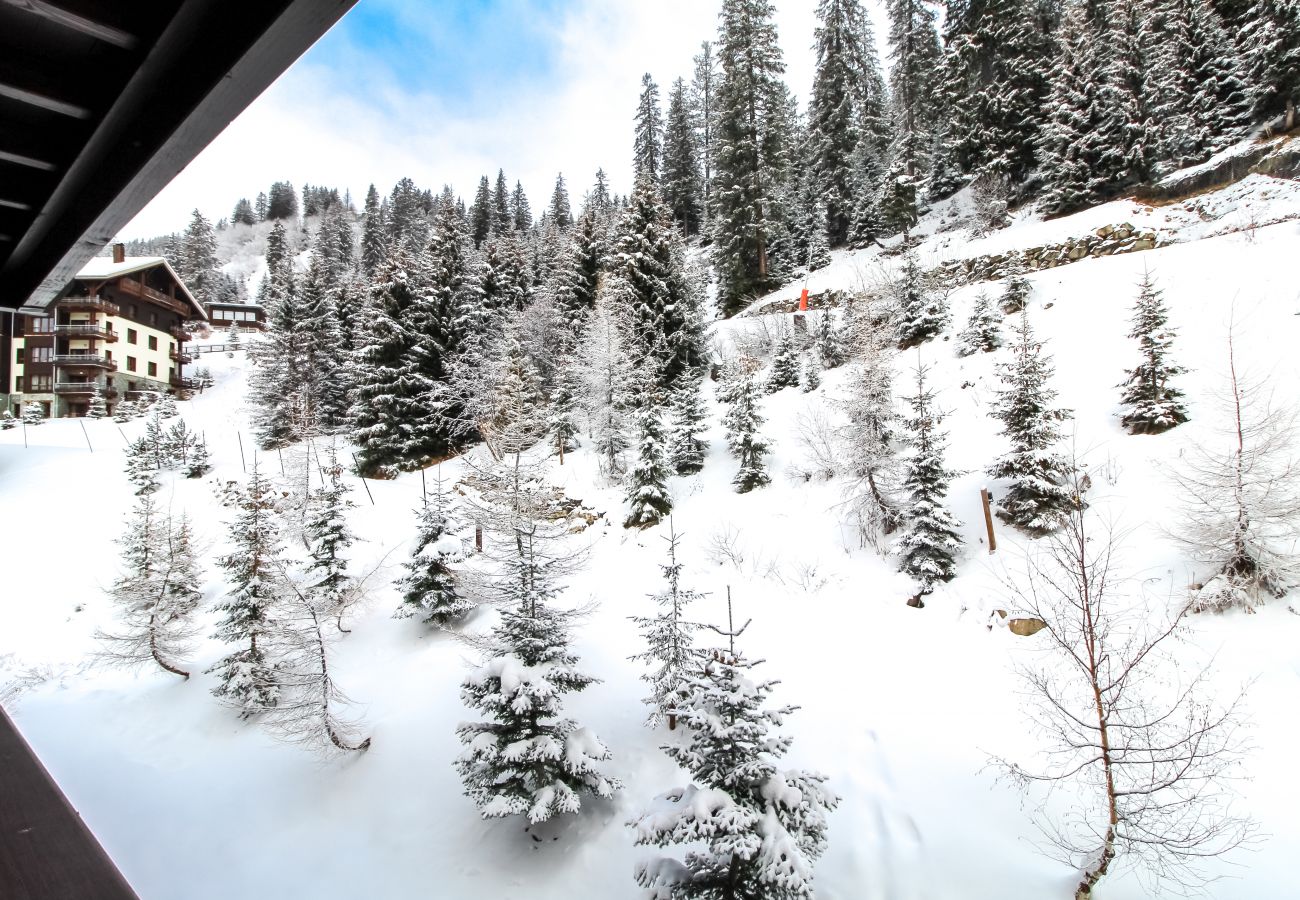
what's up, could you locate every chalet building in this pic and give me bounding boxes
[3,245,207,419]
[205,299,268,332]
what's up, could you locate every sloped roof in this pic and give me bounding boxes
[74,255,207,321]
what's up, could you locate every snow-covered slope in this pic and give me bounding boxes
[3,179,1299,900]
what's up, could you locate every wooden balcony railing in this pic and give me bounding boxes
[118,277,189,317]
[53,355,117,371]
[58,296,120,316]
[54,324,117,341]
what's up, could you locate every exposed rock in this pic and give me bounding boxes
[1008,617,1047,637]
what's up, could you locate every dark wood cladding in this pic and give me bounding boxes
[0,706,139,900]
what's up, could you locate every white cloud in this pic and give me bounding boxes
[122,0,888,240]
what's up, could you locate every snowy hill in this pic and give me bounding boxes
[3,175,1300,900]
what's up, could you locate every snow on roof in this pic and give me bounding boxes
[72,255,207,322]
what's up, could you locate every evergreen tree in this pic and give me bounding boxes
[893,250,949,349]
[624,393,673,529]
[629,524,702,727]
[361,184,388,276]
[631,637,839,898]
[177,209,221,305]
[303,446,356,630]
[880,0,944,232]
[455,454,620,822]
[662,78,704,237]
[97,497,201,678]
[547,354,583,460]
[1241,0,1300,129]
[21,401,43,426]
[1150,0,1252,168]
[232,198,257,226]
[492,169,513,234]
[579,286,635,477]
[784,137,833,272]
[691,41,720,232]
[766,329,801,392]
[254,192,268,221]
[88,385,108,419]
[841,297,903,547]
[712,0,792,315]
[549,173,573,229]
[809,0,890,247]
[511,180,533,232]
[398,473,472,626]
[209,461,284,716]
[955,292,1003,356]
[802,353,822,393]
[668,375,709,476]
[1118,270,1189,435]
[814,309,848,368]
[552,212,604,339]
[723,366,771,493]
[266,181,298,220]
[988,312,1076,535]
[387,176,430,256]
[895,361,962,598]
[469,175,493,247]
[1000,274,1032,314]
[634,73,664,188]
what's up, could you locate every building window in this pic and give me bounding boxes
[127,328,137,344]
[148,335,158,351]
[30,317,53,333]
[32,346,51,363]
[30,376,52,392]
[127,356,137,372]
[13,376,22,392]
[15,347,22,364]
[147,362,157,377]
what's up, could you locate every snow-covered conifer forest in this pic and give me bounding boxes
[4,1,1300,898]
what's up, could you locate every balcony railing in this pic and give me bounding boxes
[54,382,117,396]
[53,354,117,371]
[54,323,117,341]
[119,277,190,316]
[169,349,193,363]
[170,325,192,342]
[58,296,120,316]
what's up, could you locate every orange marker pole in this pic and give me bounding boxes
[799,288,809,312]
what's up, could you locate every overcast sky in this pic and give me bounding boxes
[123,0,889,240]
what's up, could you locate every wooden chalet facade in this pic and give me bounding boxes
[4,245,206,418]
[204,300,267,332]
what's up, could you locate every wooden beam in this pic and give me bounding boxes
[0,0,137,49]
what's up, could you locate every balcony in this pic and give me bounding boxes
[170,325,192,342]
[53,354,117,371]
[54,323,118,341]
[119,277,190,316]
[54,382,117,397]
[58,296,120,316]
[169,348,193,364]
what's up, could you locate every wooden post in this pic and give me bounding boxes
[350,452,375,505]
[237,432,247,473]
[79,418,93,453]
[475,525,484,553]
[980,487,997,554]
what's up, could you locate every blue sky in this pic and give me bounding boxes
[123,0,867,239]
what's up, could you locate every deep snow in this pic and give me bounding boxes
[3,178,1300,899]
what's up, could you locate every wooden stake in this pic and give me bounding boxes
[981,487,997,554]
[475,525,484,553]
[79,418,93,453]
[350,452,375,505]
[237,432,247,473]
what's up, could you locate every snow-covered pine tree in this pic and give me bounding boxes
[580,283,635,477]
[766,328,801,392]
[248,221,300,448]
[784,136,833,273]
[455,451,620,823]
[176,209,221,306]
[667,374,708,476]
[809,0,888,247]
[97,496,201,678]
[814,308,848,368]
[879,0,944,233]
[547,353,583,461]
[691,41,719,232]
[492,169,512,235]
[841,296,902,547]
[624,390,673,529]
[956,292,1003,356]
[361,183,388,277]
[552,212,604,342]
[988,311,1076,535]
[802,352,822,393]
[895,360,962,601]
[712,0,792,315]
[1149,0,1251,169]
[629,523,702,727]
[511,180,533,232]
[469,175,493,248]
[347,250,423,477]
[893,250,949,349]
[187,435,212,478]
[634,73,664,189]
[88,385,108,419]
[21,401,43,426]
[723,364,771,493]
[1118,269,1189,435]
[549,174,573,230]
[1000,274,1032,314]
[1240,0,1300,129]
[208,460,285,716]
[662,78,703,238]
[398,471,472,626]
[630,621,839,898]
[302,445,357,631]
[0,410,14,430]
[112,399,138,423]
[156,393,179,419]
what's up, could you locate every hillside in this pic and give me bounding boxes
[3,176,1300,900]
